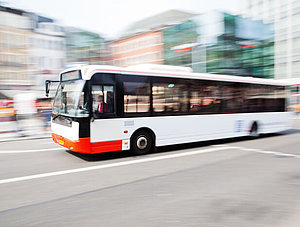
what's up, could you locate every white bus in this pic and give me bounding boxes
[47,64,291,155]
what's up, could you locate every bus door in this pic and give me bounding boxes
[90,74,125,152]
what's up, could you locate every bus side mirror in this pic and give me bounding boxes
[45,80,50,97]
[45,80,59,97]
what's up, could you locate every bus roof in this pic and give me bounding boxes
[60,64,288,86]
[277,78,300,86]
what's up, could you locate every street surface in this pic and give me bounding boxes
[0,119,300,226]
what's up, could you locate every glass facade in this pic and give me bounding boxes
[203,13,274,78]
[163,20,198,67]
[65,27,105,65]
[159,12,274,78]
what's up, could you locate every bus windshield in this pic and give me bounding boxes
[53,79,89,117]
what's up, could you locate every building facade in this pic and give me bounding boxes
[111,10,197,68]
[242,0,300,79]
[163,20,199,68]
[196,12,274,78]
[111,31,164,67]
[0,4,67,98]
[0,5,32,88]
[28,14,65,87]
[65,27,105,65]
[111,10,274,78]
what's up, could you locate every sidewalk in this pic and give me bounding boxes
[0,117,51,143]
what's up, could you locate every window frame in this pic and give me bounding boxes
[119,74,152,118]
[123,81,151,115]
[91,84,116,119]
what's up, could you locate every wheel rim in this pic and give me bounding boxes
[137,136,148,150]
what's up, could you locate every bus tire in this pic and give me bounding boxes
[131,130,153,155]
[249,122,259,138]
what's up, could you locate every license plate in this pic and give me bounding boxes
[58,139,64,145]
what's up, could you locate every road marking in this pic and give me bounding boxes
[1,144,297,185]
[248,149,300,158]
[0,148,64,154]
[39,141,55,145]
[0,146,233,185]
[213,145,300,159]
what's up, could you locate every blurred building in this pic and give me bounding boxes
[195,12,274,78]
[0,5,32,89]
[100,41,114,65]
[110,10,198,67]
[0,4,66,99]
[111,10,274,78]
[65,27,105,65]
[242,0,300,79]
[27,14,65,89]
[111,31,164,66]
[163,20,199,67]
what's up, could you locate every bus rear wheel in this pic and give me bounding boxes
[131,131,153,155]
[249,122,259,138]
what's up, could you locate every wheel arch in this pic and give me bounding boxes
[249,120,259,130]
[130,127,156,147]
[248,120,260,137]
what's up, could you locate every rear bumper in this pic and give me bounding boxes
[52,133,122,154]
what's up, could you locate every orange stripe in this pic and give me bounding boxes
[174,46,195,52]
[52,133,91,153]
[52,133,122,154]
[91,140,122,153]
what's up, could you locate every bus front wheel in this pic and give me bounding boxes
[131,130,153,155]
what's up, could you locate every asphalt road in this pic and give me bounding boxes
[0,119,300,227]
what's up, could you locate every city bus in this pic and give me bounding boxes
[47,64,291,155]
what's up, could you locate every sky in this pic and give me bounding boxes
[6,0,241,39]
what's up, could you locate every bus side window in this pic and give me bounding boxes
[152,83,188,113]
[124,82,150,114]
[92,85,114,116]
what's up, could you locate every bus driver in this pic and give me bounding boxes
[93,95,103,113]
